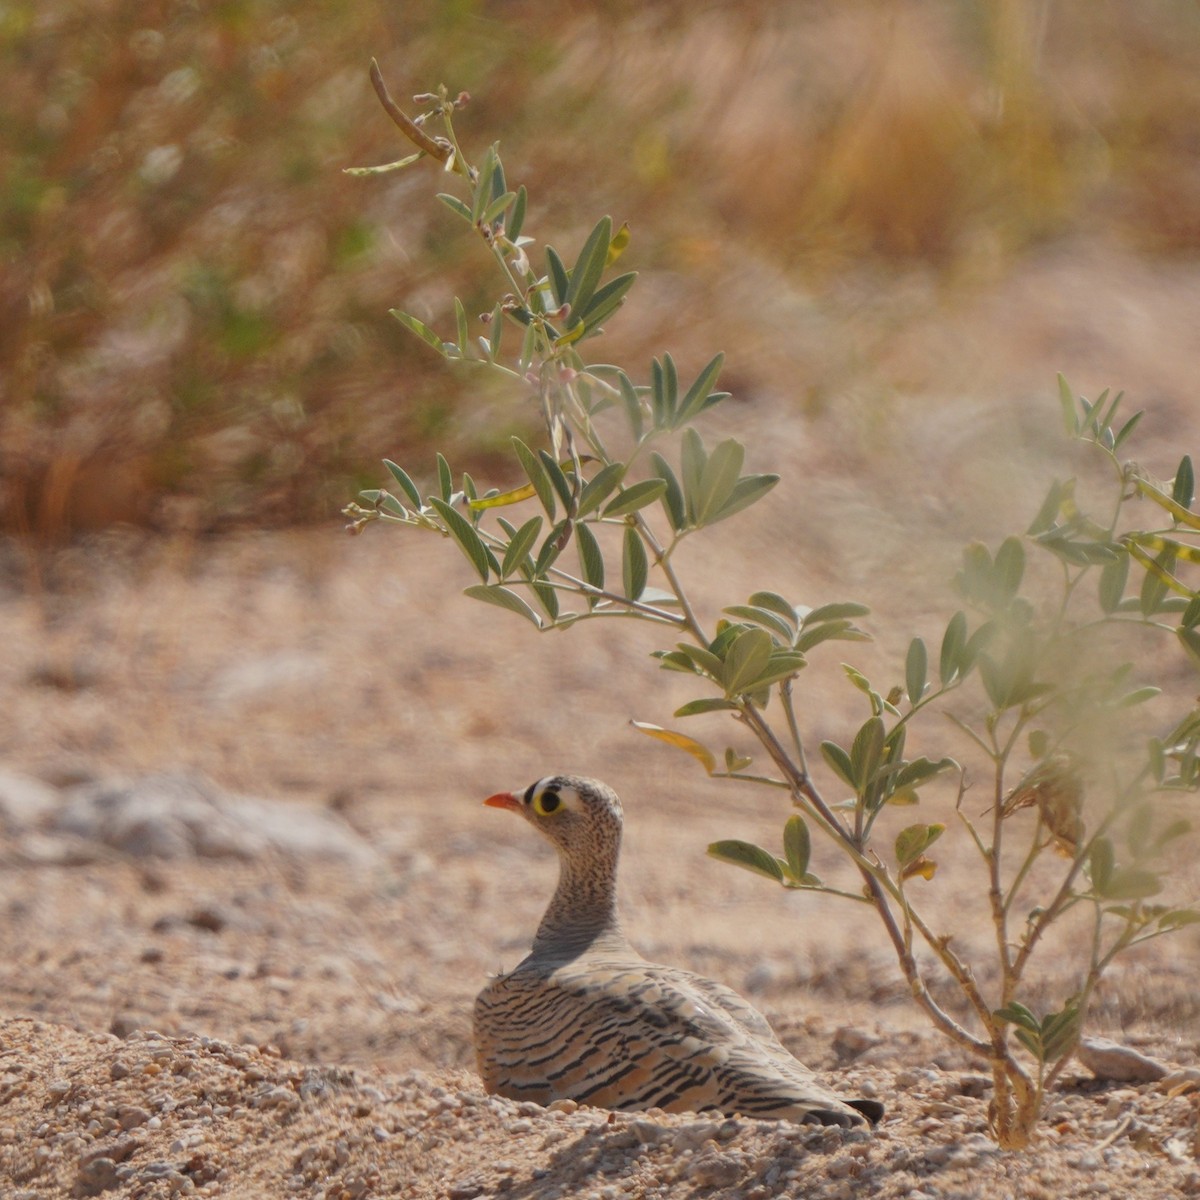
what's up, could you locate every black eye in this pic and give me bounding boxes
[534,789,561,815]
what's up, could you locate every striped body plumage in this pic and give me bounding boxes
[474,775,882,1128]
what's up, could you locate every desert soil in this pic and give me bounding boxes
[3,238,1200,1198]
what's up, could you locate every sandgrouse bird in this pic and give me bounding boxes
[473,774,882,1127]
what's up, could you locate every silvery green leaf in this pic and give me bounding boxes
[502,516,544,579]
[546,246,569,305]
[436,453,453,502]
[538,450,575,509]
[429,497,489,582]
[649,453,686,532]
[707,840,784,883]
[622,526,648,600]
[576,521,605,592]
[674,352,725,427]
[383,460,423,509]
[721,605,795,644]
[850,716,885,791]
[694,438,744,525]
[576,462,627,518]
[722,628,773,696]
[508,185,527,240]
[463,584,543,627]
[905,637,928,704]
[679,428,706,524]
[436,193,472,222]
[565,215,612,318]
[391,309,446,355]
[512,438,556,519]
[939,611,967,684]
[710,474,778,524]
[603,479,667,517]
[782,815,811,882]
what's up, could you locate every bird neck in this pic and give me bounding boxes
[532,851,626,959]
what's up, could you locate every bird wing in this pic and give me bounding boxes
[473,955,868,1124]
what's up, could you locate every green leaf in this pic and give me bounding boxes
[383,460,422,510]
[650,453,687,532]
[1089,837,1115,893]
[391,309,447,355]
[576,462,627,519]
[502,515,544,579]
[1039,1005,1081,1062]
[436,453,454,502]
[545,246,569,306]
[675,698,740,717]
[579,271,638,329]
[694,439,745,525]
[1098,550,1129,614]
[1157,909,1200,931]
[795,620,869,654]
[820,741,856,788]
[538,450,575,510]
[1102,867,1162,900]
[617,372,644,441]
[565,215,613,318]
[603,478,668,517]
[850,716,885,791]
[905,637,928,705]
[574,520,605,594]
[803,602,871,624]
[453,297,470,357]
[679,428,707,522]
[939,611,968,684]
[531,579,559,620]
[622,526,648,600]
[710,474,779,524]
[480,190,516,229]
[782,815,811,883]
[662,354,679,420]
[1173,455,1195,511]
[895,822,945,867]
[508,184,528,240]
[994,1002,1041,1033]
[722,605,796,644]
[512,438,556,519]
[533,521,568,577]
[722,628,774,695]
[471,144,499,223]
[994,536,1026,602]
[1026,480,1065,536]
[707,840,784,883]
[671,643,726,678]
[674,352,726,427]
[435,193,472,222]
[1116,686,1161,708]
[429,497,490,582]
[749,651,807,690]
[463,584,543,627]
[1112,409,1144,452]
[748,592,799,628]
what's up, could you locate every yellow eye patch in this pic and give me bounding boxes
[533,789,562,816]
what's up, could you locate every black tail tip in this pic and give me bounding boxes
[847,1098,885,1126]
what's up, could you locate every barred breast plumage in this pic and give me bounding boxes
[473,775,883,1128]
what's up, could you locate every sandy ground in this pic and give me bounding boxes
[2,239,1200,1196]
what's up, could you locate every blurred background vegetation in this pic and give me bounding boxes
[2,0,1198,537]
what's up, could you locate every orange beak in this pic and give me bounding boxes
[484,791,522,812]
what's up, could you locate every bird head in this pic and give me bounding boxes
[484,774,623,860]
